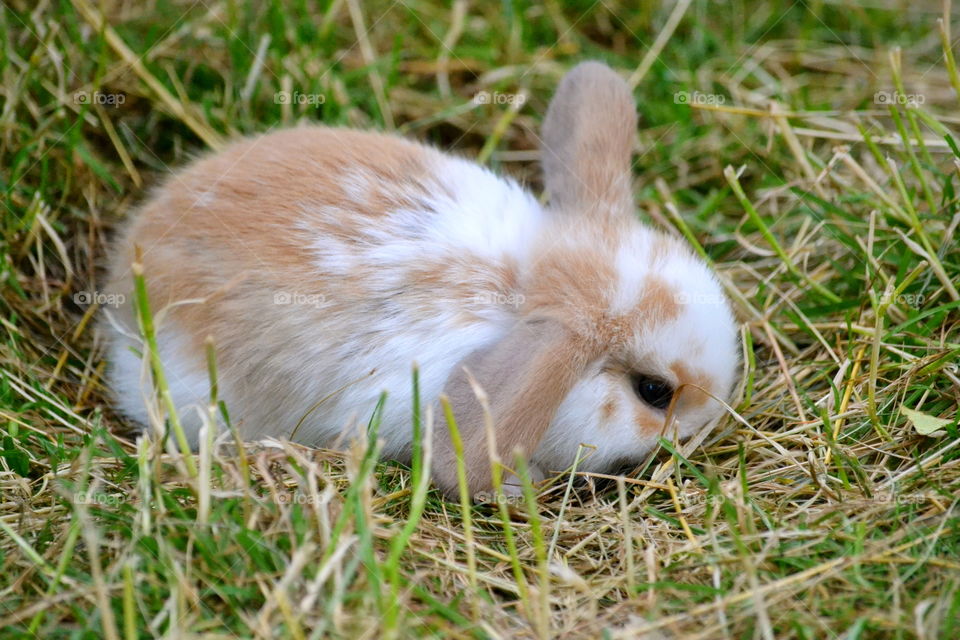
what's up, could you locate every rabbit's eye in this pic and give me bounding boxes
[631,374,674,410]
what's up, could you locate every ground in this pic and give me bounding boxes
[1,0,959,638]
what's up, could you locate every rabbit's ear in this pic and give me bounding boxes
[541,61,637,218]
[433,318,592,498]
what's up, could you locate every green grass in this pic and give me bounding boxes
[2,0,960,637]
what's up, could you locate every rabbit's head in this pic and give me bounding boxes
[435,62,739,499]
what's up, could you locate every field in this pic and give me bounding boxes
[1,0,959,638]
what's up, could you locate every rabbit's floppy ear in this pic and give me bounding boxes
[433,317,594,498]
[541,61,637,217]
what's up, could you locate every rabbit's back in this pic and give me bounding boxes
[104,126,545,454]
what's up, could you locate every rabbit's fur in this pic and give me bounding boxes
[103,62,739,499]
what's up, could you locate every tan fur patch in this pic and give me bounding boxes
[107,127,439,364]
[670,361,714,408]
[402,254,520,326]
[600,394,616,423]
[633,403,664,436]
[524,244,616,345]
[634,275,680,327]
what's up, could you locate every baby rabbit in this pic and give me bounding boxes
[103,61,739,499]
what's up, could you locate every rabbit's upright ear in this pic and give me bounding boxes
[433,318,592,499]
[541,61,637,217]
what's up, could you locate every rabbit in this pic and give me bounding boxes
[102,61,739,500]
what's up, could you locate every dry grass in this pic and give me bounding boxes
[1,0,959,638]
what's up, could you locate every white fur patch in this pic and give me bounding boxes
[610,230,655,314]
[107,324,209,448]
